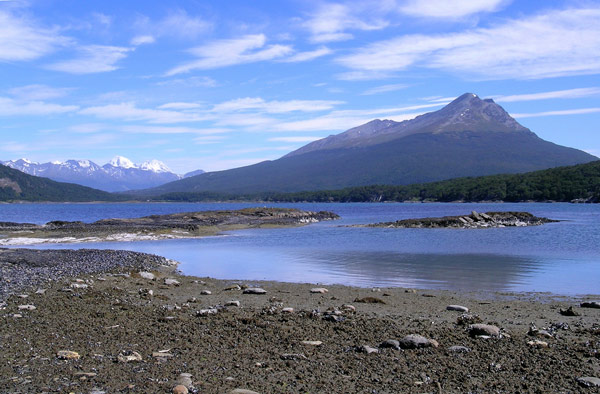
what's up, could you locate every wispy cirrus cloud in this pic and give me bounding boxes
[133,9,212,44]
[79,102,205,123]
[0,9,70,62]
[493,87,600,103]
[513,108,600,119]
[362,83,408,95]
[47,45,132,74]
[7,84,73,100]
[398,0,509,19]
[166,34,292,75]
[0,97,78,116]
[303,2,388,43]
[268,136,321,143]
[337,7,600,80]
[281,46,332,63]
[211,97,344,114]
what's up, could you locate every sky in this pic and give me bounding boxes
[1,0,600,174]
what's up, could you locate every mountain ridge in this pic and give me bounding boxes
[1,156,204,192]
[139,93,597,196]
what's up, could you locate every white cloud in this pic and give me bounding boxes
[513,108,600,118]
[337,7,600,80]
[304,3,388,43]
[493,87,600,103]
[268,136,321,143]
[0,97,78,116]
[362,83,408,95]
[158,102,203,110]
[79,102,203,123]
[0,9,70,61]
[68,123,107,133]
[399,0,508,18]
[211,97,344,113]
[131,35,155,46]
[281,47,333,63]
[7,84,73,100]
[47,45,131,74]
[193,135,228,144]
[119,125,230,135]
[166,34,292,75]
[157,10,212,39]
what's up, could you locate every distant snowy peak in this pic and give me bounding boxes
[108,156,136,169]
[140,159,172,173]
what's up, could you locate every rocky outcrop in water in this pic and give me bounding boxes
[360,211,556,229]
[0,208,340,244]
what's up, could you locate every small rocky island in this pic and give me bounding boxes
[0,208,339,245]
[360,211,556,229]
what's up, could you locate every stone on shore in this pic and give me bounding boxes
[117,351,142,363]
[282,307,294,313]
[469,324,501,337]
[354,297,385,304]
[379,339,400,350]
[310,287,328,294]
[176,373,193,388]
[448,345,471,353]
[200,290,212,295]
[173,385,188,394]
[17,304,36,311]
[226,300,241,307]
[57,350,80,360]
[399,334,438,349]
[527,340,548,348]
[230,389,261,394]
[447,305,469,312]
[139,271,155,280]
[164,278,180,286]
[580,301,600,309]
[359,345,379,354]
[559,306,579,316]
[577,377,600,387]
[243,288,267,295]
[301,340,322,346]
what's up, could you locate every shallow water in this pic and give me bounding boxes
[2,202,599,295]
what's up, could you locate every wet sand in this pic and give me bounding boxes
[1,250,599,393]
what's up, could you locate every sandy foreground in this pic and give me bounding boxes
[1,249,599,394]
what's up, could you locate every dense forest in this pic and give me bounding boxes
[154,161,600,203]
[0,164,125,202]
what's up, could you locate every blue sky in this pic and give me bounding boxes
[1,0,599,174]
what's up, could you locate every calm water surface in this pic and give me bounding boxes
[1,202,598,295]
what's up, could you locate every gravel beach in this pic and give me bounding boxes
[1,248,599,393]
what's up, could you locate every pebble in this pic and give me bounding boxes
[379,339,400,350]
[448,345,471,353]
[224,284,241,291]
[35,288,46,295]
[580,301,600,309]
[230,389,261,394]
[226,300,241,307]
[173,385,188,394]
[359,345,379,354]
[404,289,417,293]
[17,304,36,311]
[138,271,155,280]
[342,304,356,312]
[447,305,469,312]
[70,283,89,289]
[200,290,212,295]
[456,313,482,326]
[176,373,193,388]
[577,377,600,387]
[243,288,267,295]
[197,308,219,316]
[57,350,80,360]
[17,294,28,298]
[280,353,308,360]
[301,340,322,346]
[527,340,548,348]
[164,278,181,286]
[559,306,579,316]
[282,307,294,313]
[469,324,501,337]
[310,287,328,294]
[399,334,438,349]
[152,351,174,358]
[117,351,142,363]
[354,297,385,304]
[12,314,22,318]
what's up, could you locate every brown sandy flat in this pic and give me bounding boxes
[1,262,599,393]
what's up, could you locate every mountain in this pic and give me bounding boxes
[183,169,206,178]
[137,93,598,195]
[0,164,120,202]
[1,156,203,192]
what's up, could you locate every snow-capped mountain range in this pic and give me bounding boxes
[1,156,204,192]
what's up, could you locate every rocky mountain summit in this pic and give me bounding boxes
[1,156,204,192]
[142,93,596,195]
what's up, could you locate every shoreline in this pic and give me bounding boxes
[1,248,599,392]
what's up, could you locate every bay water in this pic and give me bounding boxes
[1,202,598,295]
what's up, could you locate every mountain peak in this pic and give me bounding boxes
[140,159,172,173]
[108,156,136,169]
